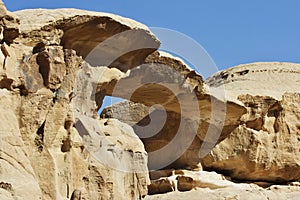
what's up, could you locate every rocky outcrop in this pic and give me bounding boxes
[0,3,247,197]
[1,0,299,199]
[100,52,246,170]
[102,100,205,170]
[203,62,300,183]
[146,183,300,200]
[148,169,232,194]
[0,2,158,199]
[14,8,160,72]
[99,51,245,125]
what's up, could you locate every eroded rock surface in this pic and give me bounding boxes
[14,8,160,72]
[0,1,19,44]
[145,184,300,200]
[0,90,42,199]
[146,169,300,200]
[206,62,300,102]
[76,118,150,199]
[1,0,299,199]
[100,51,245,123]
[0,2,158,199]
[203,62,300,183]
[99,51,246,170]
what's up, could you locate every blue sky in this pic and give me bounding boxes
[4,0,300,110]
[4,0,300,71]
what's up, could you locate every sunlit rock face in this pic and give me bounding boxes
[203,63,300,183]
[14,8,160,72]
[0,3,159,199]
[1,0,299,199]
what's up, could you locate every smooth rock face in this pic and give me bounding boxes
[203,62,300,183]
[206,62,300,102]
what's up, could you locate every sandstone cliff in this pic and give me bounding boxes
[0,2,157,199]
[0,1,244,199]
[0,1,299,200]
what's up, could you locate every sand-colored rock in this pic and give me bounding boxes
[148,169,232,194]
[1,0,300,199]
[100,51,245,123]
[99,51,246,170]
[145,185,300,200]
[206,62,300,102]
[0,0,6,15]
[14,8,160,72]
[0,3,158,199]
[0,90,42,199]
[73,62,124,119]
[76,118,150,199]
[203,62,300,183]
[0,0,19,44]
[146,170,300,200]
[202,93,300,182]
[101,101,204,170]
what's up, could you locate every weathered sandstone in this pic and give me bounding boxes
[100,51,246,170]
[0,0,299,199]
[146,170,300,200]
[0,2,157,199]
[14,8,160,72]
[203,63,300,183]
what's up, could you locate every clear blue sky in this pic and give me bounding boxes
[4,0,300,110]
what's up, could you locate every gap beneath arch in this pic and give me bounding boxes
[98,96,124,115]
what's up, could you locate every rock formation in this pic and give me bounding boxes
[0,0,299,200]
[145,176,300,200]
[99,51,246,170]
[0,2,156,199]
[202,63,300,183]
